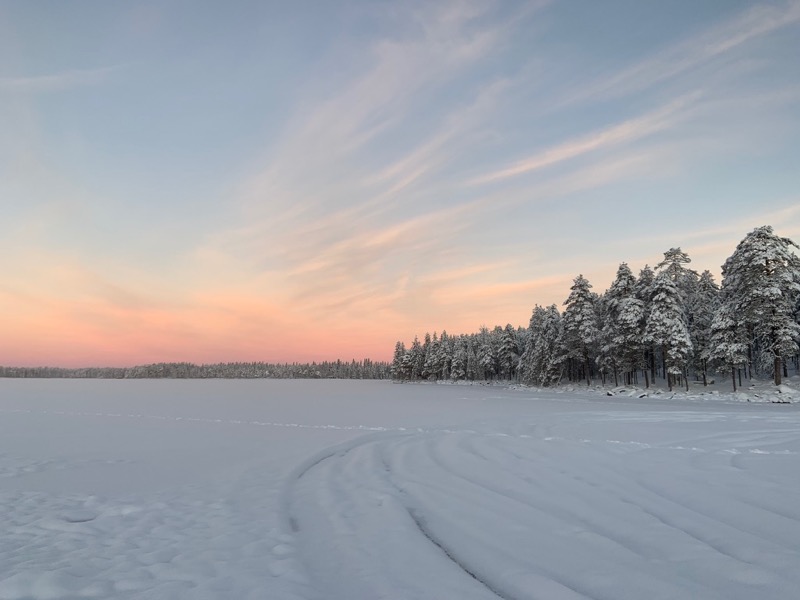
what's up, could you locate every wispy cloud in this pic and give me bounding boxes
[564,0,800,105]
[0,65,121,93]
[209,1,546,320]
[239,1,542,220]
[468,92,701,185]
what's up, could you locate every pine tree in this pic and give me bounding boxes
[420,333,432,379]
[655,248,698,294]
[635,265,656,385]
[423,332,443,381]
[439,331,452,380]
[597,263,637,386]
[645,271,693,391]
[720,226,800,385]
[690,270,720,385]
[707,301,748,391]
[615,296,646,385]
[561,274,599,385]
[409,336,425,380]
[391,341,407,380]
[520,305,564,386]
[477,327,497,380]
[450,337,467,381]
[466,336,479,381]
[655,247,699,380]
[498,324,520,380]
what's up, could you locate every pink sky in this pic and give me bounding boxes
[2,1,799,367]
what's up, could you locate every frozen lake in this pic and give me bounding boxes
[1,379,799,599]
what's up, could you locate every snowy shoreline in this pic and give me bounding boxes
[398,375,800,404]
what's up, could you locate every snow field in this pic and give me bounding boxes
[1,379,799,599]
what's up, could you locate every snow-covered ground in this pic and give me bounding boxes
[1,379,798,599]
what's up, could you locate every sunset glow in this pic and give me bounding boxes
[2,1,799,367]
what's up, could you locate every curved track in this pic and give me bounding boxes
[285,414,800,600]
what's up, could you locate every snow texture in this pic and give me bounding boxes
[1,378,799,599]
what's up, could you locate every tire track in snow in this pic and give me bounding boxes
[282,432,513,600]
[404,506,515,600]
[283,423,800,600]
[285,431,603,599]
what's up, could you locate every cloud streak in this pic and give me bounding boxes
[0,65,121,93]
[468,92,702,185]
[564,0,800,104]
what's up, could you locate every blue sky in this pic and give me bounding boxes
[1,0,799,366]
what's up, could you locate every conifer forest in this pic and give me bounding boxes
[392,226,800,391]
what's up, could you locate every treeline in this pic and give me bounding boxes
[0,359,391,380]
[392,226,800,391]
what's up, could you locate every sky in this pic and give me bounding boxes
[1,0,799,367]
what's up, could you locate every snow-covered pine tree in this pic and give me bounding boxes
[720,226,800,385]
[466,336,479,381]
[399,350,414,380]
[420,333,432,379]
[635,265,656,384]
[615,296,647,386]
[391,341,406,380]
[439,331,452,380]
[690,270,720,385]
[409,336,424,380]
[597,263,637,386]
[520,307,543,384]
[655,248,699,293]
[423,332,443,381]
[520,305,564,386]
[450,336,467,381]
[498,324,520,380]
[561,274,599,385]
[477,326,497,381]
[706,301,748,391]
[645,271,693,391]
[635,265,655,300]
[541,305,565,386]
[655,247,699,380]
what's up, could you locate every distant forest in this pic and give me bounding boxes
[391,226,800,391]
[0,359,391,380]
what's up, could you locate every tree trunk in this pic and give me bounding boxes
[731,366,737,392]
[702,359,707,387]
[650,350,656,385]
[774,355,782,386]
[644,368,649,389]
